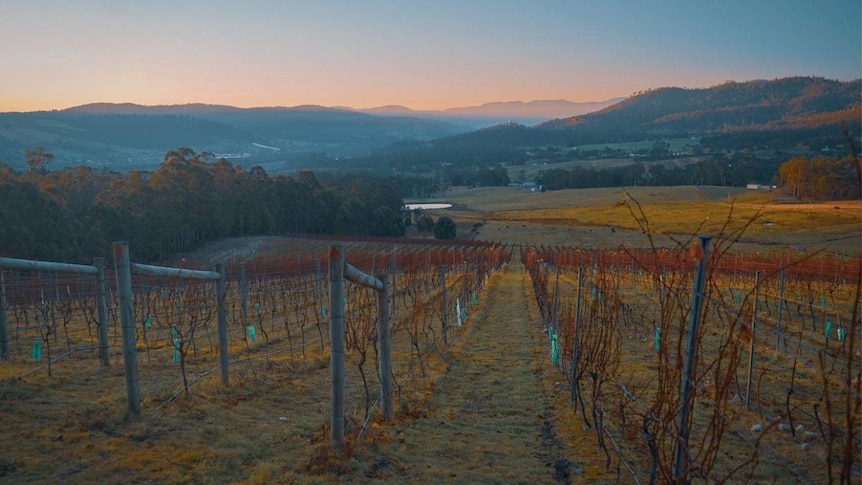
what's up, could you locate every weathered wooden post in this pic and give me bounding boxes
[329,243,345,448]
[551,265,560,332]
[377,273,393,420]
[746,271,760,410]
[570,267,584,405]
[441,265,448,344]
[112,241,141,416]
[673,235,711,482]
[94,257,110,367]
[215,263,229,386]
[240,262,249,331]
[0,270,8,361]
[316,259,324,320]
[389,256,397,318]
[775,267,785,352]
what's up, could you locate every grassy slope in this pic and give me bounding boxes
[368,256,600,483]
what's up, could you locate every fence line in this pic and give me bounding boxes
[329,243,394,448]
[113,241,229,416]
[1,240,510,440]
[0,256,108,366]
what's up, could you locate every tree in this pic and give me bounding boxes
[807,156,838,200]
[0,162,16,183]
[24,147,54,173]
[416,214,435,233]
[433,216,457,240]
[777,157,808,199]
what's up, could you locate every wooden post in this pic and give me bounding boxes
[673,235,711,482]
[551,265,561,333]
[0,270,7,361]
[441,265,448,345]
[570,267,584,404]
[316,259,324,318]
[377,273,393,420]
[215,263,229,387]
[112,241,141,416]
[746,271,760,410]
[94,257,109,367]
[240,262,249,330]
[775,267,785,352]
[389,257,397,318]
[329,243,345,448]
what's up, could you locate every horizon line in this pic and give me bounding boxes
[4,97,629,114]
[5,75,859,114]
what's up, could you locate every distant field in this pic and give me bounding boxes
[424,185,862,255]
[507,155,706,181]
[507,137,704,181]
[575,137,699,153]
[438,185,747,211]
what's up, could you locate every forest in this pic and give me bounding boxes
[2,144,857,265]
[535,152,859,194]
[0,148,410,263]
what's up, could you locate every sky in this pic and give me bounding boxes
[1,0,860,112]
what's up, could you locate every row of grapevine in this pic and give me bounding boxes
[0,237,512,427]
[525,242,860,483]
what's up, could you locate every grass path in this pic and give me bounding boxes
[372,256,577,484]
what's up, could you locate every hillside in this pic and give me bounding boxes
[430,77,861,152]
[0,104,468,170]
[339,77,860,178]
[358,98,625,127]
[539,77,861,136]
[2,77,858,173]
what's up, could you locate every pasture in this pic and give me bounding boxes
[421,185,861,255]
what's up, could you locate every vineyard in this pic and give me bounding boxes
[0,236,513,482]
[525,234,861,483]
[0,229,859,483]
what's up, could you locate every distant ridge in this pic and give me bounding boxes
[538,77,861,134]
[356,105,416,115]
[3,76,857,171]
[357,98,625,125]
[426,76,861,152]
[0,102,469,168]
[64,102,342,115]
[440,98,625,118]
[57,99,625,127]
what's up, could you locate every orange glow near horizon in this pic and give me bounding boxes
[0,1,858,113]
[2,87,632,113]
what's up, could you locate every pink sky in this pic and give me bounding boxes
[1,1,859,112]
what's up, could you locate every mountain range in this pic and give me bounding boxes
[0,77,858,171]
[350,98,625,126]
[433,77,861,150]
[0,98,622,170]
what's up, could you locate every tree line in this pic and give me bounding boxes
[534,152,860,200]
[0,148,409,263]
[776,155,861,200]
[535,152,786,190]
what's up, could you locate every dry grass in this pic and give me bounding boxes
[362,260,599,484]
[0,348,345,484]
[427,186,861,255]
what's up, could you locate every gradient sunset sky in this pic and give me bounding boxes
[1,0,860,112]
